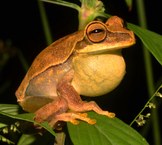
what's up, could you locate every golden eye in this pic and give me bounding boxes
[86,22,107,43]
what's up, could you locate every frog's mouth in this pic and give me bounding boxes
[77,40,135,55]
[85,49,121,55]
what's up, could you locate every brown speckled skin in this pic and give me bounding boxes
[16,31,84,102]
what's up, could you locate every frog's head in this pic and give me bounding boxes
[76,16,135,54]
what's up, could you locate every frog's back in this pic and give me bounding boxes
[16,31,84,101]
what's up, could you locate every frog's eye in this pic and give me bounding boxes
[86,22,107,43]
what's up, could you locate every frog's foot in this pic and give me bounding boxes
[55,112,96,125]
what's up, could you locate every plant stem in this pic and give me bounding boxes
[38,0,53,45]
[17,49,29,72]
[38,1,66,144]
[135,0,161,145]
[130,85,161,126]
[41,0,80,11]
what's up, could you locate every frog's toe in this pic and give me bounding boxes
[105,112,115,118]
[87,118,96,124]
[76,113,88,117]
[70,119,80,125]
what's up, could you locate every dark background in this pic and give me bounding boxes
[0,0,162,144]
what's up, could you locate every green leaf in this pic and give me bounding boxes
[17,134,37,145]
[0,104,20,115]
[68,112,149,145]
[0,122,7,128]
[0,104,21,126]
[0,104,55,136]
[125,0,133,10]
[127,23,162,65]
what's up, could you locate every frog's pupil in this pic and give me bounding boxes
[91,29,104,34]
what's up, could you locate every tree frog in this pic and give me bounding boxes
[15,16,135,128]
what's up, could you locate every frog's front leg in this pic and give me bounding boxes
[57,78,115,120]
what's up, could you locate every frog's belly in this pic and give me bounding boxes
[71,52,126,96]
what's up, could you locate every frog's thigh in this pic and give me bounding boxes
[19,96,53,112]
[34,97,68,124]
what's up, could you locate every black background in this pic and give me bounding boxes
[0,0,162,144]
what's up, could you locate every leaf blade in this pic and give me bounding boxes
[127,23,162,65]
[17,134,37,145]
[68,112,149,145]
[0,104,55,136]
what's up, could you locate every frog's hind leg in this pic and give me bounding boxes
[34,98,96,127]
[34,97,68,126]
